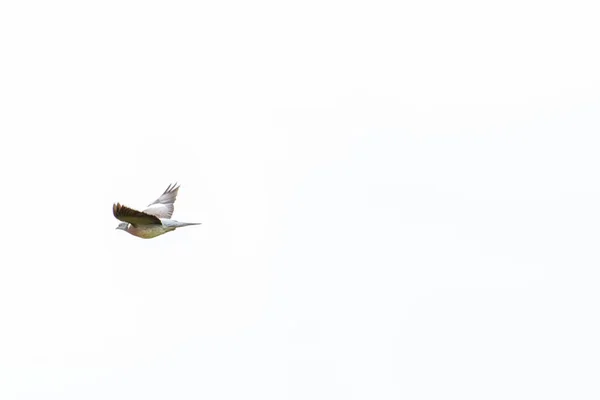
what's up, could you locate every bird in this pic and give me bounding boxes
[113,183,201,239]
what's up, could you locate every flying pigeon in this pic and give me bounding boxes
[113,183,201,239]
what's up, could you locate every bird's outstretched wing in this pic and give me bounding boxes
[113,203,162,226]
[143,183,180,219]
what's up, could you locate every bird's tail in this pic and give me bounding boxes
[161,219,202,228]
[175,221,202,227]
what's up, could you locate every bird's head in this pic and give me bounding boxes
[115,222,129,231]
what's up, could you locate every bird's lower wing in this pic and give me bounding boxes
[143,203,174,219]
[113,203,162,226]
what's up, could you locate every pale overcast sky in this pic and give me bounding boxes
[1,0,599,399]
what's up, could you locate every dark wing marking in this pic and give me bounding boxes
[113,203,162,226]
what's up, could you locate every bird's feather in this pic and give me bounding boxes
[144,183,179,219]
[113,203,162,226]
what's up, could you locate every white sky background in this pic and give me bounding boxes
[1,0,600,398]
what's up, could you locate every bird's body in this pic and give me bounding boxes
[113,183,200,239]
[125,222,175,239]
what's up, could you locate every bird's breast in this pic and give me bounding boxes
[127,224,174,239]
